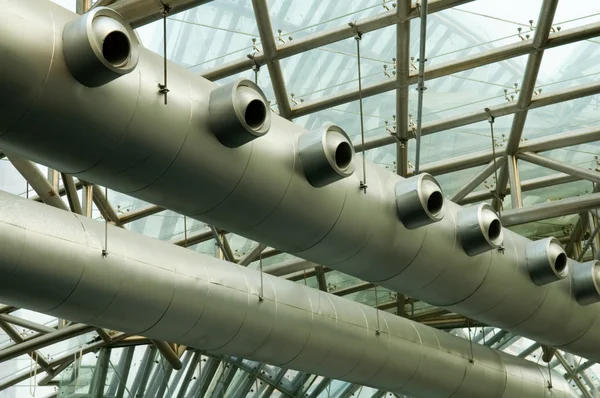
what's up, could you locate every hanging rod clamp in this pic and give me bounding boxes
[348,21,362,40]
[484,107,495,124]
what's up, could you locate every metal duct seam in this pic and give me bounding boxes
[0,191,576,398]
[0,0,599,365]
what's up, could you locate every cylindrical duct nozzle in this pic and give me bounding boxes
[525,237,569,286]
[63,7,139,87]
[457,203,504,256]
[572,260,600,306]
[299,124,356,187]
[395,173,444,229]
[209,79,271,148]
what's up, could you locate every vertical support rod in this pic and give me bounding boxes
[355,31,367,193]
[414,0,429,174]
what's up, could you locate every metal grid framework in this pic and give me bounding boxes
[0,0,600,396]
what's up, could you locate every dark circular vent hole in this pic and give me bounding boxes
[487,219,502,241]
[335,142,353,169]
[102,31,130,66]
[554,253,567,273]
[427,191,444,215]
[245,99,267,129]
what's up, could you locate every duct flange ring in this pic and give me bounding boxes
[63,7,140,87]
[572,260,600,306]
[395,173,444,229]
[457,203,504,256]
[209,79,271,148]
[299,124,356,188]
[525,237,569,286]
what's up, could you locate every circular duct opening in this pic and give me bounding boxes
[102,31,130,66]
[426,191,444,215]
[487,219,502,241]
[244,99,267,129]
[554,252,568,273]
[335,142,353,169]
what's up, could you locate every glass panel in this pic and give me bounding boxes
[431,1,541,65]
[269,0,385,41]
[553,1,600,31]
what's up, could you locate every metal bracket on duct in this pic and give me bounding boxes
[0,191,576,398]
[0,0,599,366]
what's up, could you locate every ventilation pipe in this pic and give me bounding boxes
[0,0,598,364]
[0,191,575,398]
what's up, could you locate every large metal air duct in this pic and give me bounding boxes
[0,0,599,364]
[0,191,575,398]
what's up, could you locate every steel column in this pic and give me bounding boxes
[60,173,83,214]
[176,351,200,398]
[395,0,411,177]
[92,184,120,223]
[89,348,111,398]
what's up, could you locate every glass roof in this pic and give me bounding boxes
[1,0,600,396]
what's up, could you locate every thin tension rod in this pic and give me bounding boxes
[158,3,171,104]
[352,22,367,194]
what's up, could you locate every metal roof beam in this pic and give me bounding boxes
[422,124,600,176]
[5,154,69,211]
[251,0,292,119]
[518,152,600,185]
[461,172,578,205]
[449,157,506,202]
[501,191,600,227]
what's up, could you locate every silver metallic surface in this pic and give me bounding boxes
[0,0,598,366]
[209,78,271,148]
[298,124,356,187]
[395,173,444,229]
[525,238,569,286]
[63,7,139,87]
[457,204,504,256]
[572,260,600,306]
[0,191,575,398]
